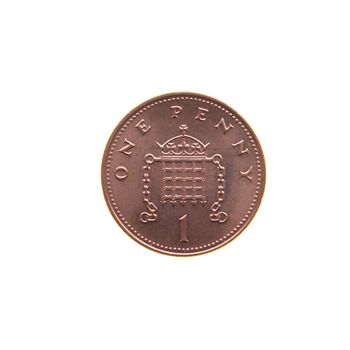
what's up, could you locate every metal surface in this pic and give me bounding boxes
[101,92,265,256]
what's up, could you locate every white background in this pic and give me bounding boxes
[0,1,349,349]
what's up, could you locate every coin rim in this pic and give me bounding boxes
[101,92,266,257]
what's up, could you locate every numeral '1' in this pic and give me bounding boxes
[179,214,189,243]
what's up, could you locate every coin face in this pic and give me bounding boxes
[102,92,265,256]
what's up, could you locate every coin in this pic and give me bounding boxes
[102,92,265,256]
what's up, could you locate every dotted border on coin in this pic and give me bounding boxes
[105,96,262,254]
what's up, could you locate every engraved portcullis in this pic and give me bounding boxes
[102,92,265,256]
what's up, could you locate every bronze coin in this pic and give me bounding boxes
[102,92,265,256]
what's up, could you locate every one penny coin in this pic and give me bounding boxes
[102,92,265,256]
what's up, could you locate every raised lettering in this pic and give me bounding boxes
[195,107,209,121]
[170,105,183,118]
[135,119,151,135]
[118,138,135,156]
[114,166,128,180]
[232,139,249,156]
[215,117,234,134]
[240,166,253,182]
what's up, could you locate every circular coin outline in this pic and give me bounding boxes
[102,92,266,256]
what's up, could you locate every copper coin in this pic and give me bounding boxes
[102,92,265,256]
